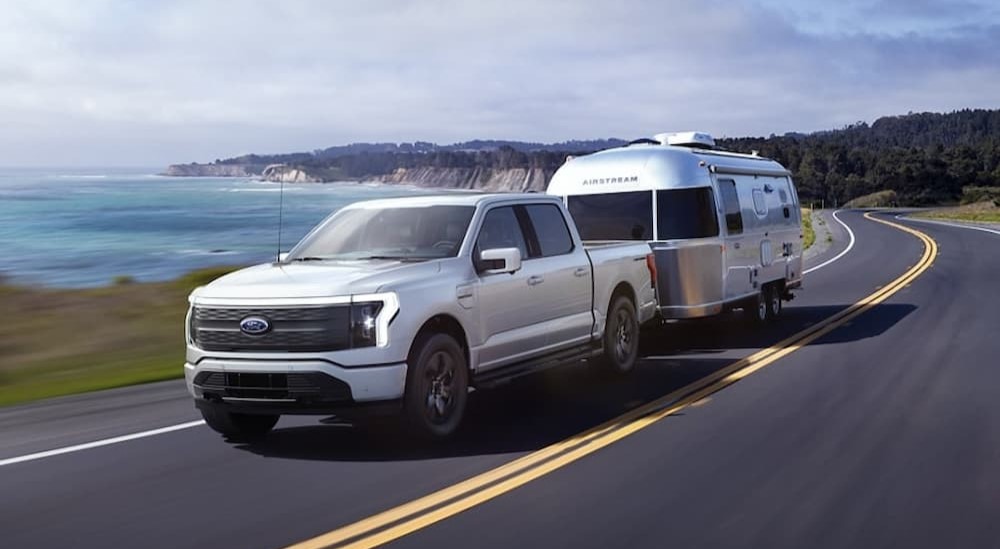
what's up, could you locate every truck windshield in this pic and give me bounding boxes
[288,205,475,261]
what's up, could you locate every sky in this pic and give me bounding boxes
[0,0,997,167]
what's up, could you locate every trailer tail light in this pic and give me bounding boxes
[645,253,657,289]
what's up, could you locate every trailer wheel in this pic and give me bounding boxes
[745,288,768,325]
[200,406,279,441]
[598,295,640,377]
[766,285,782,321]
[403,332,469,440]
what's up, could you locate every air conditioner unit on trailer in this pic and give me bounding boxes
[653,131,716,149]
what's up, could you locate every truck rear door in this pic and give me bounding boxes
[520,203,593,350]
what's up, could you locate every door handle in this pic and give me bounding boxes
[574,267,589,277]
[527,275,544,286]
[734,242,741,249]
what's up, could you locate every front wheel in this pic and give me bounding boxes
[744,287,768,325]
[598,295,640,377]
[200,406,279,441]
[403,333,469,440]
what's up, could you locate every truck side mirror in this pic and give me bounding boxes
[478,248,522,275]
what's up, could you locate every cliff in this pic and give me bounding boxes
[255,163,556,191]
[375,166,553,192]
[162,163,265,177]
[260,164,324,183]
[260,164,348,182]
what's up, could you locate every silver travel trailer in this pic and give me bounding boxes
[547,132,803,322]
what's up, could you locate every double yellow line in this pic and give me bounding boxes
[288,212,937,549]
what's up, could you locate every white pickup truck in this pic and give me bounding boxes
[185,193,657,440]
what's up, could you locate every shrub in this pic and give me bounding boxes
[961,186,1000,205]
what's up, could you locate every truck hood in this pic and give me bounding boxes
[191,260,442,301]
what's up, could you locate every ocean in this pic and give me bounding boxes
[0,168,440,287]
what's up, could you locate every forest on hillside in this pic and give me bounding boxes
[719,109,1000,205]
[192,109,1000,205]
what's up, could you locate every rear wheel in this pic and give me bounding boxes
[403,333,469,440]
[766,284,783,321]
[200,406,279,441]
[598,295,640,377]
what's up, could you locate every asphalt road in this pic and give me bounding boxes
[2,210,997,549]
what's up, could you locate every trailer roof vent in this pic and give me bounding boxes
[654,131,715,149]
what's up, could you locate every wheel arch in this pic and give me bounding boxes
[408,314,471,369]
[609,281,636,312]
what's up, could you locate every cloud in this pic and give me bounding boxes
[0,0,997,166]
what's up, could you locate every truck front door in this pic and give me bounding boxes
[473,206,552,371]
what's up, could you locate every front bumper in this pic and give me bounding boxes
[185,358,407,416]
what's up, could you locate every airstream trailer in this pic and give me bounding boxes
[547,132,803,322]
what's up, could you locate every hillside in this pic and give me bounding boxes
[720,109,1000,205]
[165,109,1000,205]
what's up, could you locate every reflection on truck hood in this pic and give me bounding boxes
[192,260,442,300]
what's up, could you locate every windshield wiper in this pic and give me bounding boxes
[290,256,328,262]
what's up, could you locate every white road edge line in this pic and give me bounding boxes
[804,209,856,274]
[0,420,205,467]
[895,214,1000,236]
[0,209,862,469]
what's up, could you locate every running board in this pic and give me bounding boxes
[472,342,602,389]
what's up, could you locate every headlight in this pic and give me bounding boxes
[350,292,399,348]
[185,305,194,345]
[349,301,383,348]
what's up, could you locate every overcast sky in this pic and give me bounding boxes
[1,0,997,167]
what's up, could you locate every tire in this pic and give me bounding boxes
[766,284,782,321]
[403,333,469,440]
[745,287,768,325]
[200,406,279,441]
[598,295,640,377]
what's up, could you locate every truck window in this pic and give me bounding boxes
[567,191,653,241]
[476,206,529,259]
[523,204,574,257]
[656,187,719,240]
[718,179,743,235]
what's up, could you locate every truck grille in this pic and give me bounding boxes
[193,371,352,402]
[191,306,351,352]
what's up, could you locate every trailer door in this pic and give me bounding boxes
[718,178,753,300]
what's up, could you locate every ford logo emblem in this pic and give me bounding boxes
[239,316,271,336]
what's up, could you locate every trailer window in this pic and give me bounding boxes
[656,188,719,239]
[567,191,653,241]
[718,179,743,235]
[752,189,768,217]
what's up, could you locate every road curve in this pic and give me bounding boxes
[2,210,997,549]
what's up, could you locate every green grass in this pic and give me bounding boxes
[802,207,816,250]
[0,266,241,407]
[913,200,1000,223]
